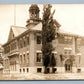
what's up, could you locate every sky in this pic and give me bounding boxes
[0,4,84,44]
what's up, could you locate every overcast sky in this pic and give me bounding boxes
[0,4,84,44]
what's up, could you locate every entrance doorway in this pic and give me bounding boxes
[65,59,72,72]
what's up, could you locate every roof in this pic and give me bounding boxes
[31,22,42,31]
[29,5,39,12]
[57,29,81,37]
[11,26,27,37]
[3,21,84,46]
[12,22,83,38]
[31,22,83,37]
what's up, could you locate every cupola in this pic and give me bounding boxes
[29,5,40,20]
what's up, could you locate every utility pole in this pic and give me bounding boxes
[14,5,16,26]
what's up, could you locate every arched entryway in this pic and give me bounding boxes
[65,59,72,72]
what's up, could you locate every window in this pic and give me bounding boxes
[19,39,23,48]
[77,69,81,73]
[64,50,68,55]
[23,54,25,63]
[23,36,26,47]
[37,36,41,44]
[36,53,42,62]
[20,55,22,64]
[27,37,29,45]
[37,68,42,73]
[20,69,21,72]
[23,68,25,72]
[26,53,29,63]
[24,40,26,47]
[27,68,28,72]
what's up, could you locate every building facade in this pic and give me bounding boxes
[2,5,84,74]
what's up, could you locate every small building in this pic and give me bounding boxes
[2,5,84,74]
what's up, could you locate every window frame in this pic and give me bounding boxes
[26,52,29,64]
[36,52,42,63]
[37,36,41,44]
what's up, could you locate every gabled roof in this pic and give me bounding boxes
[7,19,61,41]
[8,26,27,41]
[11,26,27,37]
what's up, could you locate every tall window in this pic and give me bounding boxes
[36,53,42,62]
[37,36,41,44]
[27,37,29,45]
[24,40,26,47]
[23,37,26,47]
[20,55,22,64]
[26,53,29,63]
[23,54,26,63]
[19,39,23,48]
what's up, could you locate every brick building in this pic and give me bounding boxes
[2,5,84,74]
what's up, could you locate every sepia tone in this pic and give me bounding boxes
[0,4,84,80]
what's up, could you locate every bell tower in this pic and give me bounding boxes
[29,5,40,20]
[26,5,41,28]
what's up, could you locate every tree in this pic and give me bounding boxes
[42,4,56,73]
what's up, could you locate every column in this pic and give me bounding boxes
[29,32,36,73]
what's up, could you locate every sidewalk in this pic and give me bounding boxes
[1,72,84,80]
